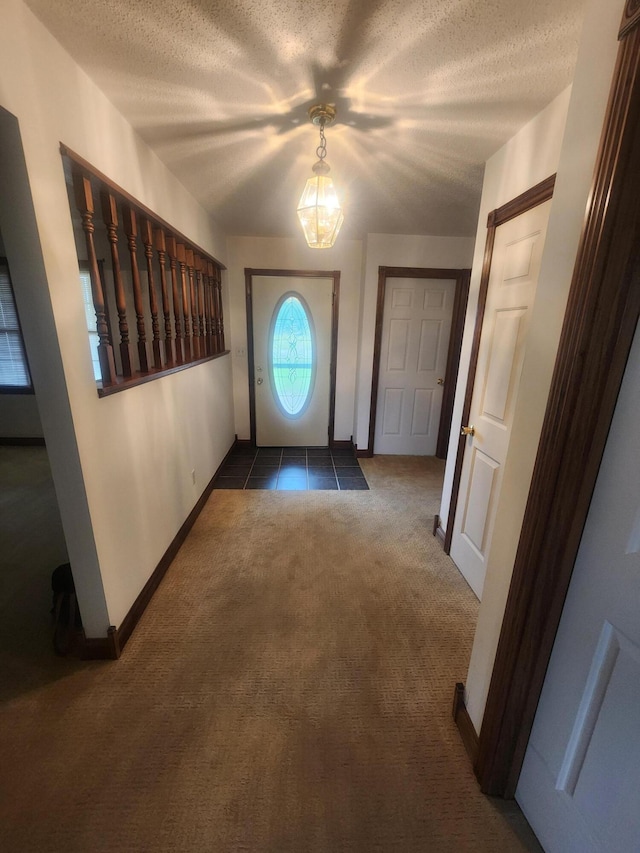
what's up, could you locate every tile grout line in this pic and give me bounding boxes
[331,451,341,491]
[243,449,258,490]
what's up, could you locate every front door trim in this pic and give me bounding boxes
[245,268,340,447]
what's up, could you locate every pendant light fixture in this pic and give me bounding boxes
[297,104,344,249]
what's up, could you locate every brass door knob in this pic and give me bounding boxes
[461,424,475,437]
[437,377,445,386]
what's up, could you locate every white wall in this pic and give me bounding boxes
[0,0,234,634]
[438,88,572,531]
[226,236,365,442]
[456,0,626,731]
[355,234,475,449]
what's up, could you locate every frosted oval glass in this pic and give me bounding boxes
[269,294,315,418]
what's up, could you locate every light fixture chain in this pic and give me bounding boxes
[316,120,327,162]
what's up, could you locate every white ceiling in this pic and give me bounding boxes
[26,0,587,240]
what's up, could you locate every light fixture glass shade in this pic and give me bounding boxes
[297,174,344,249]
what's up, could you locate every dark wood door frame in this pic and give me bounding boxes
[367,266,471,458]
[443,175,556,553]
[245,268,341,447]
[475,2,640,797]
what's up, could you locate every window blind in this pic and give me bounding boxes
[79,266,101,381]
[0,260,31,387]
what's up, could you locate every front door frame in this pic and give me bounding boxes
[367,266,471,458]
[245,268,341,447]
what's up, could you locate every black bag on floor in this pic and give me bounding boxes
[51,562,81,656]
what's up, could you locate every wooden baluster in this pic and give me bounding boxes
[202,260,211,355]
[195,256,207,356]
[176,243,192,361]
[101,190,133,377]
[166,236,183,363]
[186,249,200,359]
[155,228,174,365]
[207,261,218,354]
[216,266,225,351]
[122,205,149,373]
[96,259,114,346]
[72,170,116,384]
[140,218,163,369]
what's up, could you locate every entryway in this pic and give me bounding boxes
[245,269,340,447]
[214,446,369,491]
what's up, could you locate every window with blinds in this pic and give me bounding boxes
[79,265,102,382]
[0,258,31,389]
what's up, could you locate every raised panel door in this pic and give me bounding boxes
[374,278,455,455]
[450,200,551,598]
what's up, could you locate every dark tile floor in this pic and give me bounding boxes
[214,446,369,491]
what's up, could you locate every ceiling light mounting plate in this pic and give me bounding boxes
[308,104,336,126]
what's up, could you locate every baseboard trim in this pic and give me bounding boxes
[355,447,373,458]
[453,682,479,764]
[233,436,360,453]
[80,628,119,660]
[0,436,46,446]
[234,436,254,448]
[82,443,235,660]
[433,514,446,549]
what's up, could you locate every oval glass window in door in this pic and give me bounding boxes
[269,293,316,418]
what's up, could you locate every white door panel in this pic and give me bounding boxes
[461,450,499,555]
[252,275,333,447]
[374,278,455,455]
[411,389,433,436]
[450,201,551,599]
[517,327,640,852]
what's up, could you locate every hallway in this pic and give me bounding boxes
[0,454,539,851]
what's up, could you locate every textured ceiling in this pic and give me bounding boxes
[26,0,587,239]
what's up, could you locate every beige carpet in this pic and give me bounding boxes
[0,453,541,852]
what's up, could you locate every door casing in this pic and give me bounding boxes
[367,266,470,458]
[444,176,556,554]
[473,2,640,798]
[245,268,341,447]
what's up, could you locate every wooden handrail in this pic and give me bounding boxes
[64,147,227,393]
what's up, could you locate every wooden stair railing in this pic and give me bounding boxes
[63,145,227,397]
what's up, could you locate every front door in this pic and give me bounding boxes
[374,277,455,455]
[251,274,334,447]
[516,326,640,852]
[449,199,551,598]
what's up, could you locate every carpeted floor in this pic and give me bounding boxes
[0,450,541,852]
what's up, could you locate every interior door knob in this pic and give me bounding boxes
[461,424,475,436]
[257,377,263,385]
[437,377,445,386]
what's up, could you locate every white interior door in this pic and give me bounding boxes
[252,275,333,447]
[516,326,640,852]
[450,200,551,599]
[374,277,455,455]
